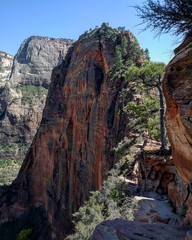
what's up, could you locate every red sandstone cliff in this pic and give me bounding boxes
[163,34,192,225]
[0,26,143,239]
[163,34,192,184]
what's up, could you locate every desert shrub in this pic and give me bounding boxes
[0,159,23,185]
[16,84,47,104]
[17,228,32,240]
[66,152,138,240]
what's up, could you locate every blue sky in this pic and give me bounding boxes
[0,0,179,63]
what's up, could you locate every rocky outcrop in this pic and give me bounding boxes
[0,51,13,85]
[163,33,192,227]
[132,140,175,194]
[0,26,144,239]
[163,34,192,184]
[0,37,72,161]
[91,219,187,240]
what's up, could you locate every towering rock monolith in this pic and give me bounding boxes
[0,25,144,239]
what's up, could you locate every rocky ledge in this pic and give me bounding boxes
[91,219,187,240]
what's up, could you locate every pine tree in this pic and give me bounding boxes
[126,61,168,150]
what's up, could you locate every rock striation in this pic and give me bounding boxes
[0,37,72,161]
[163,34,192,184]
[0,51,13,85]
[10,36,72,88]
[163,33,192,226]
[0,25,144,239]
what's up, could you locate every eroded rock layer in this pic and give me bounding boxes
[0,26,143,239]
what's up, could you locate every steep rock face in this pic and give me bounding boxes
[0,37,72,161]
[163,34,192,184]
[163,34,192,225]
[10,36,72,88]
[0,51,13,85]
[0,26,143,239]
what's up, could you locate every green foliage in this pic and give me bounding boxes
[0,159,23,185]
[78,24,119,42]
[111,40,129,80]
[114,137,134,160]
[78,23,131,42]
[111,37,144,82]
[124,61,166,142]
[128,41,143,64]
[17,228,32,240]
[0,143,29,152]
[67,148,139,240]
[16,84,48,104]
[0,143,29,188]
[66,191,105,240]
[126,61,165,86]
[125,97,160,140]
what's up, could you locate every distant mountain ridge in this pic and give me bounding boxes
[0,36,73,161]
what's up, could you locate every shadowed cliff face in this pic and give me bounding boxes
[163,34,192,184]
[0,27,142,239]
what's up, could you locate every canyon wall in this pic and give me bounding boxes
[0,37,72,161]
[0,51,13,85]
[10,36,72,88]
[0,25,143,239]
[163,34,192,184]
[163,34,192,224]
